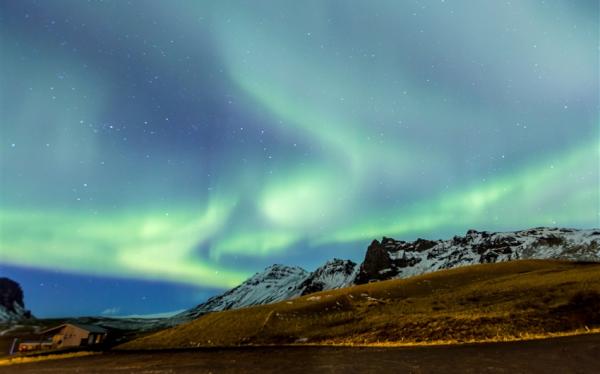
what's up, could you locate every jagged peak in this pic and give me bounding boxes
[320,258,355,267]
[247,264,307,279]
[263,263,306,271]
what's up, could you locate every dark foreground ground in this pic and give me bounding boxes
[5,333,600,374]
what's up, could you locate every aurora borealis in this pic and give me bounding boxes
[1,1,598,316]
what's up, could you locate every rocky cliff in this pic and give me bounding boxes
[0,277,32,322]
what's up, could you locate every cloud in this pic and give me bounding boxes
[101,307,121,316]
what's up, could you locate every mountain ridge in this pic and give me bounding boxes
[174,227,599,323]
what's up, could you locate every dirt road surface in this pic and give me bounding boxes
[3,333,600,373]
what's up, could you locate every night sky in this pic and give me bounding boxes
[0,1,598,317]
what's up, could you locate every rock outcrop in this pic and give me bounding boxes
[0,277,32,322]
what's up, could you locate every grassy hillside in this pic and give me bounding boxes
[119,260,600,349]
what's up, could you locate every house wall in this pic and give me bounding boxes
[55,325,90,347]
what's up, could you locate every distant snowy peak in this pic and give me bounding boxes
[297,259,358,296]
[176,264,309,321]
[355,227,600,284]
[177,261,360,322]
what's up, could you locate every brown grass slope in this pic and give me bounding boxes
[119,260,600,349]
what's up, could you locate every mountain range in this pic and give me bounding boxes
[173,227,600,323]
[2,227,598,327]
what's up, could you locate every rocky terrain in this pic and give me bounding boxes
[297,258,358,296]
[0,278,32,322]
[174,227,600,323]
[354,227,600,284]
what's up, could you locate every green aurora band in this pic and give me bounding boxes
[1,137,597,287]
[1,1,598,288]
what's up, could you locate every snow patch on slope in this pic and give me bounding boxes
[174,265,309,321]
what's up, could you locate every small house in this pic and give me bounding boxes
[40,323,107,348]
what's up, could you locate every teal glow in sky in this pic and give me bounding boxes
[0,1,598,315]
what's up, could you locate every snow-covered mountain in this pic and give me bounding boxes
[174,259,358,324]
[0,278,32,322]
[355,227,600,283]
[174,227,600,323]
[173,265,309,322]
[296,259,358,296]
